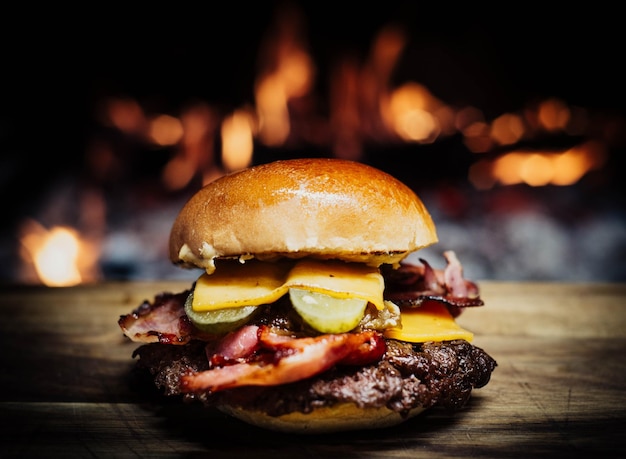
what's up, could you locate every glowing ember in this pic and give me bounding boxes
[19,220,101,287]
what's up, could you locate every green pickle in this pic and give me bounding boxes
[184,292,257,334]
[289,288,368,333]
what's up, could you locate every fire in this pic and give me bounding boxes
[19,220,101,287]
[221,108,256,172]
[385,82,441,143]
[468,141,607,189]
[254,4,315,147]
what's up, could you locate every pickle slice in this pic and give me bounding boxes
[184,292,257,334]
[288,288,368,333]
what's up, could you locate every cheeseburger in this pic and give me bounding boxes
[119,158,496,433]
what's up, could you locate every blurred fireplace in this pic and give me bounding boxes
[2,2,625,285]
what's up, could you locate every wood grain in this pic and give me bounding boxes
[1,281,625,458]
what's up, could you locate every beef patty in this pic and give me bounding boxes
[132,337,496,418]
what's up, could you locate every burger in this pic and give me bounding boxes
[118,158,496,434]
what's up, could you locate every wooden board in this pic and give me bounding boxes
[1,281,625,457]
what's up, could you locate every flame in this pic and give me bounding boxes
[148,114,184,146]
[161,102,220,189]
[462,121,494,153]
[385,82,441,143]
[254,5,315,147]
[102,97,146,135]
[537,98,571,132]
[90,5,613,198]
[468,141,606,189]
[490,113,526,146]
[221,108,256,172]
[19,220,101,287]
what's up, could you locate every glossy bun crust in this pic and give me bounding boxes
[169,158,437,272]
[218,402,426,434]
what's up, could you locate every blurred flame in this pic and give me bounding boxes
[468,141,606,189]
[255,74,291,146]
[490,113,526,146]
[103,97,146,135]
[19,220,101,287]
[90,6,613,199]
[255,5,315,147]
[221,108,256,172]
[463,121,494,153]
[538,98,570,131]
[162,102,219,189]
[385,83,441,143]
[148,114,184,146]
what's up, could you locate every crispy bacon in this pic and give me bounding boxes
[118,252,482,346]
[118,290,194,344]
[180,327,385,393]
[383,250,483,317]
[119,252,483,393]
[206,325,261,366]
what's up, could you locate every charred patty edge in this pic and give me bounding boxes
[131,338,496,418]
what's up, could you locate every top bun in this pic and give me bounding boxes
[169,158,437,272]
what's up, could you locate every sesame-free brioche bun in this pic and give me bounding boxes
[218,402,426,434]
[169,158,437,272]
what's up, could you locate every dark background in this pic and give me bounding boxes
[2,1,625,282]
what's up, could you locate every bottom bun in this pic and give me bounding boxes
[218,403,427,434]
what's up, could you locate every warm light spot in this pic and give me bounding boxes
[492,152,527,185]
[221,109,255,172]
[279,49,314,98]
[255,74,290,146]
[490,113,526,145]
[462,121,494,153]
[253,5,315,148]
[551,149,588,185]
[397,109,439,142]
[20,222,83,287]
[161,102,219,191]
[520,154,554,186]
[162,155,197,191]
[538,98,570,131]
[105,97,145,134]
[474,140,606,189]
[181,103,217,147]
[148,114,184,146]
[551,142,606,185]
[371,25,407,79]
[434,105,457,136]
[387,83,440,142]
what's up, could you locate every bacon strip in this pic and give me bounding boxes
[180,328,385,393]
[118,252,482,344]
[118,290,194,344]
[383,251,483,316]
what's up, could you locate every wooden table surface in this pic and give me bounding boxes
[1,281,625,458]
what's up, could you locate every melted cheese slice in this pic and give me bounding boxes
[192,259,386,311]
[385,302,474,343]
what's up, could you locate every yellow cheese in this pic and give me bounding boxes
[192,261,292,310]
[192,259,386,311]
[384,302,474,343]
[286,260,385,310]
